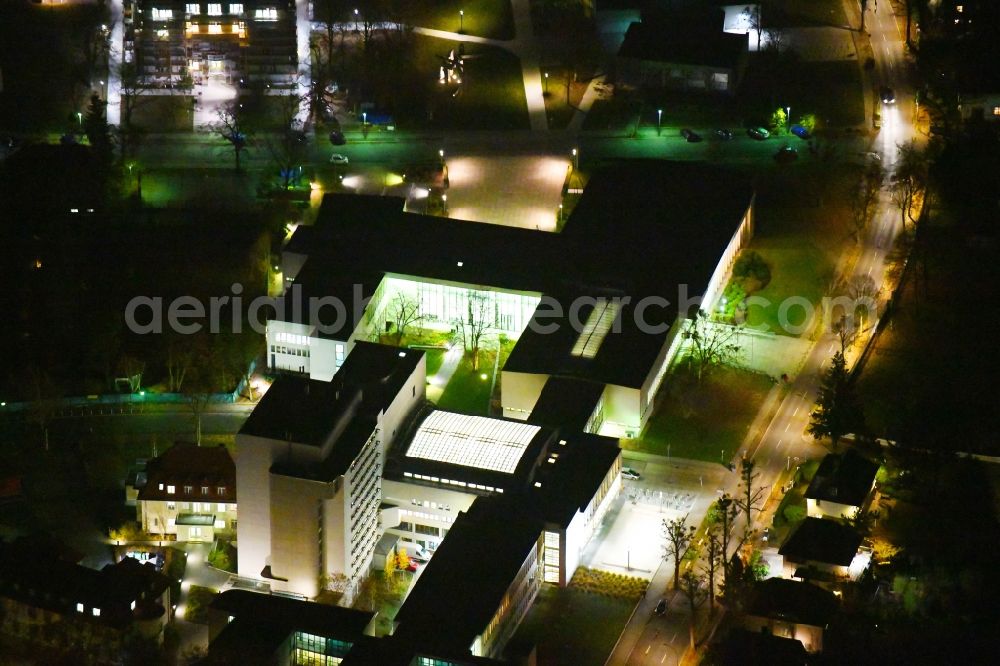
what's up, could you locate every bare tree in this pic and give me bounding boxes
[736,458,767,541]
[116,59,149,160]
[662,515,696,590]
[455,292,497,371]
[116,354,145,393]
[890,140,929,232]
[684,310,742,383]
[713,495,738,591]
[678,569,707,652]
[164,335,193,393]
[259,91,310,191]
[385,292,424,344]
[850,161,886,242]
[702,526,723,615]
[215,101,252,171]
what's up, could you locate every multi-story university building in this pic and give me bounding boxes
[128,0,297,86]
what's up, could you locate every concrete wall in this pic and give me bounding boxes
[501,371,550,420]
[235,433,277,581]
[269,473,334,598]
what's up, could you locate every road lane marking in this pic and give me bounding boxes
[784,422,791,432]
[793,406,799,416]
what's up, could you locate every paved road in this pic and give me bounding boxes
[610,2,915,663]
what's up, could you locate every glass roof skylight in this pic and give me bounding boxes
[571,299,619,359]
[406,411,542,474]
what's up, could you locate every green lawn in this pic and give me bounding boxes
[423,348,446,376]
[407,0,514,40]
[630,365,774,463]
[508,585,635,666]
[764,0,848,28]
[132,96,194,132]
[437,350,495,415]
[742,239,831,335]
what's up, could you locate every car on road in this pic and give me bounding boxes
[329,153,349,164]
[654,599,668,615]
[747,126,769,140]
[622,467,641,480]
[790,124,811,140]
[773,145,798,163]
[880,86,896,104]
[680,128,703,142]
[328,130,346,146]
[714,128,733,140]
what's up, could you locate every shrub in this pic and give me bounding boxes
[733,251,772,292]
[784,504,807,524]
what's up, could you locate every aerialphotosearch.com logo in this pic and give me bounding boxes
[124,283,880,338]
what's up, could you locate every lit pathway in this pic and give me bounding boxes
[568,74,607,132]
[411,0,548,131]
[426,346,463,403]
[106,0,124,125]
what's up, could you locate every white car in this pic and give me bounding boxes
[329,153,349,165]
[622,467,641,480]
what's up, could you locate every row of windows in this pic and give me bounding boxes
[158,483,227,496]
[407,496,453,511]
[185,3,243,15]
[163,501,234,513]
[275,331,310,346]
[403,472,503,494]
[401,508,456,524]
[271,345,311,357]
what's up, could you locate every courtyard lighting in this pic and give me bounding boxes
[76,111,83,129]
[786,106,791,132]
[354,8,359,31]
[657,108,662,136]
[459,9,464,32]
[571,147,578,170]
[544,71,549,94]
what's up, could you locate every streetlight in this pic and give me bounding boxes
[571,147,578,170]
[76,111,83,129]
[459,9,464,32]
[354,8,359,31]
[657,108,662,136]
[544,71,549,95]
[786,106,791,132]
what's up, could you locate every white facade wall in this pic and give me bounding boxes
[806,497,860,521]
[702,202,755,313]
[599,384,642,438]
[381,480,477,552]
[269,473,333,598]
[378,354,427,453]
[235,433,278,582]
[140,499,237,539]
[500,371,550,420]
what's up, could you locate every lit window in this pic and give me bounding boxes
[207,3,222,15]
[151,8,173,20]
[186,3,199,13]
[406,410,541,474]
[255,7,277,20]
[218,503,227,512]
[993,106,1000,116]
[184,485,193,494]
[208,22,222,33]
[217,486,226,495]
[158,483,164,490]
[957,5,963,12]
[167,485,175,494]
[230,3,243,14]
[202,486,209,495]
[156,28,169,38]
[214,520,225,529]
[571,299,620,358]
[130,600,136,611]
[92,608,101,617]
[76,603,84,613]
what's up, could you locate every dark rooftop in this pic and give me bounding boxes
[618,20,748,69]
[240,342,424,447]
[779,517,863,567]
[719,628,808,666]
[210,589,374,638]
[393,497,542,656]
[804,449,879,507]
[286,162,753,388]
[527,376,605,431]
[745,578,839,628]
[0,539,169,630]
[530,432,622,528]
[137,443,235,503]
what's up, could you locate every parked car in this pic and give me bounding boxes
[773,145,798,163]
[880,86,896,104]
[328,130,346,146]
[405,562,418,573]
[714,128,733,140]
[680,128,703,142]
[654,599,668,615]
[747,126,769,140]
[329,153,349,164]
[790,124,811,140]
[622,467,641,480]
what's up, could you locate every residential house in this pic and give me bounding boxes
[778,517,868,584]
[741,578,838,653]
[137,443,237,542]
[805,449,879,520]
